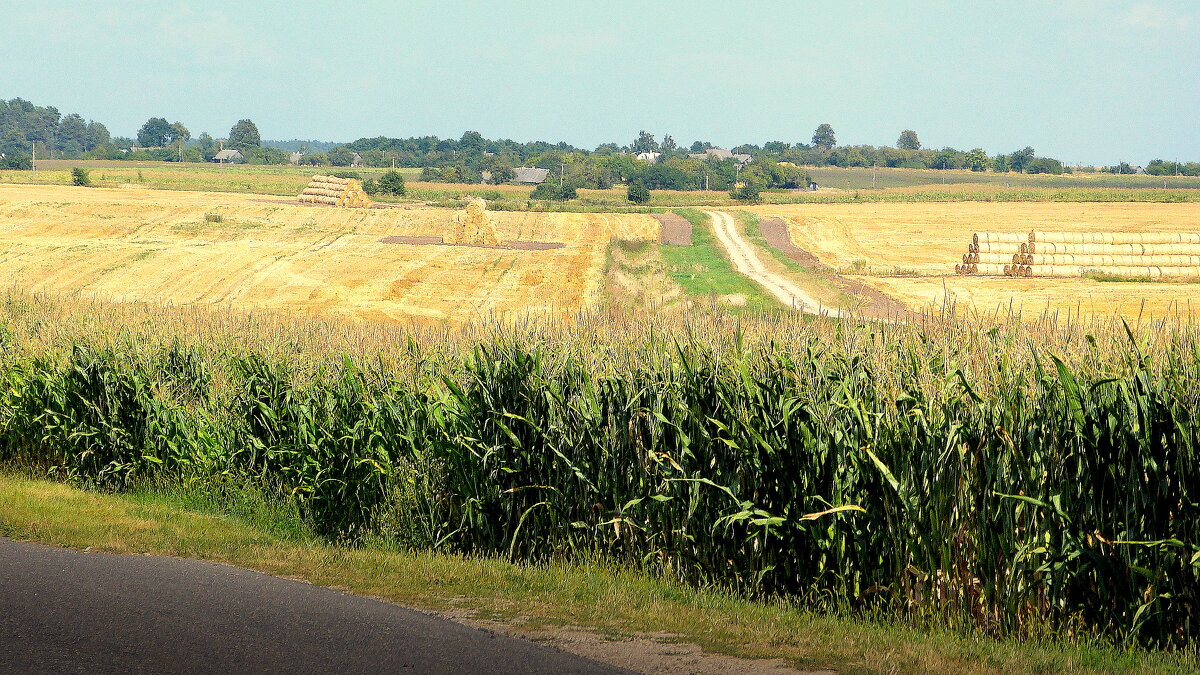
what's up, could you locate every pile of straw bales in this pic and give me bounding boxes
[444,197,499,246]
[954,230,1200,278]
[298,175,373,208]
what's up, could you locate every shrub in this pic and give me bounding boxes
[71,168,91,187]
[377,170,407,196]
[729,182,761,202]
[531,182,578,201]
[0,153,32,170]
[626,180,650,204]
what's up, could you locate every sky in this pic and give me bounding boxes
[2,0,1197,165]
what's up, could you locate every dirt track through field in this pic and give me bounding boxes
[706,211,847,317]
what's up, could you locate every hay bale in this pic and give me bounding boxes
[444,197,499,246]
[297,175,373,208]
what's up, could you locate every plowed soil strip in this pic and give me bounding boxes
[759,217,832,271]
[380,236,565,250]
[651,213,693,246]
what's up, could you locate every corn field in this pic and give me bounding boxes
[0,293,1196,648]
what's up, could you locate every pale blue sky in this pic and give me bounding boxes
[2,1,1197,164]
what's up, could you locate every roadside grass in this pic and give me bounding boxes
[1,474,1193,675]
[658,209,783,312]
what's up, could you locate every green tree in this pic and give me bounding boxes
[660,134,677,156]
[896,129,921,150]
[626,180,650,204]
[58,114,88,153]
[377,169,407,196]
[84,122,109,151]
[631,130,658,154]
[811,123,836,150]
[196,132,217,160]
[71,167,91,186]
[167,121,190,145]
[227,119,261,150]
[459,130,485,155]
[992,154,1010,173]
[1008,146,1035,173]
[963,148,989,172]
[136,117,172,147]
[327,146,354,167]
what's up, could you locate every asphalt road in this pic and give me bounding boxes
[0,537,630,674]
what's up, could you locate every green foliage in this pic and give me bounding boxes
[530,181,577,200]
[631,130,658,154]
[228,119,262,150]
[136,117,173,147]
[327,146,354,167]
[811,123,837,150]
[729,182,761,202]
[377,170,407,196]
[626,180,650,204]
[963,148,989,172]
[1,314,1198,649]
[896,129,921,150]
[70,167,91,187]
[0,153,32,170]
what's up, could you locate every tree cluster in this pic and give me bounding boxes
[1,98,110,161]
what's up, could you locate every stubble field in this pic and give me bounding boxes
[0,184,659,322]
[752,201,1200,319]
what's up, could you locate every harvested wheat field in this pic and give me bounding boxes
[751,202,1200,319]
[0,184,658,323]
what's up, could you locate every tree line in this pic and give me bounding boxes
[3,96,1193,185]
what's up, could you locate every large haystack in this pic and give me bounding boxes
[954,230,1200,278]
[298,175,373,208]
[444,197,499,246]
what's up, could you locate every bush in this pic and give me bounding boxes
[626,180,650,204]
[71,168,91,187]
[0,153,32,170]
[729,182,761,202]
[377,170,407,196]
[530,181,578,201]
[361,178,378,196]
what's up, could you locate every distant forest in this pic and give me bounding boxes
[3,96,1198,190]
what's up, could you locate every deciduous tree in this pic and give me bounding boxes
[811,123,836,150]
[228,119,261,150]
[896,129,921,150]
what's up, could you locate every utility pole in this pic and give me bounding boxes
[559,161,564,188]
[31,139,36,174]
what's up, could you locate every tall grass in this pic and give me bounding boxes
[0,292,1195,649]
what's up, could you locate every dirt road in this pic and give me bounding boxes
[705,211,847,317]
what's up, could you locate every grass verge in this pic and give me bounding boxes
[658,209,784,312]
[0,474,1193,675]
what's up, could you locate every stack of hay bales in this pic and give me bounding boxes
[298,175,373,208]
[954,230,1200,278]
[443,197,499,246]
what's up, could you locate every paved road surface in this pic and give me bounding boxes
[705,210,847,318]
[0,537,629,674]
